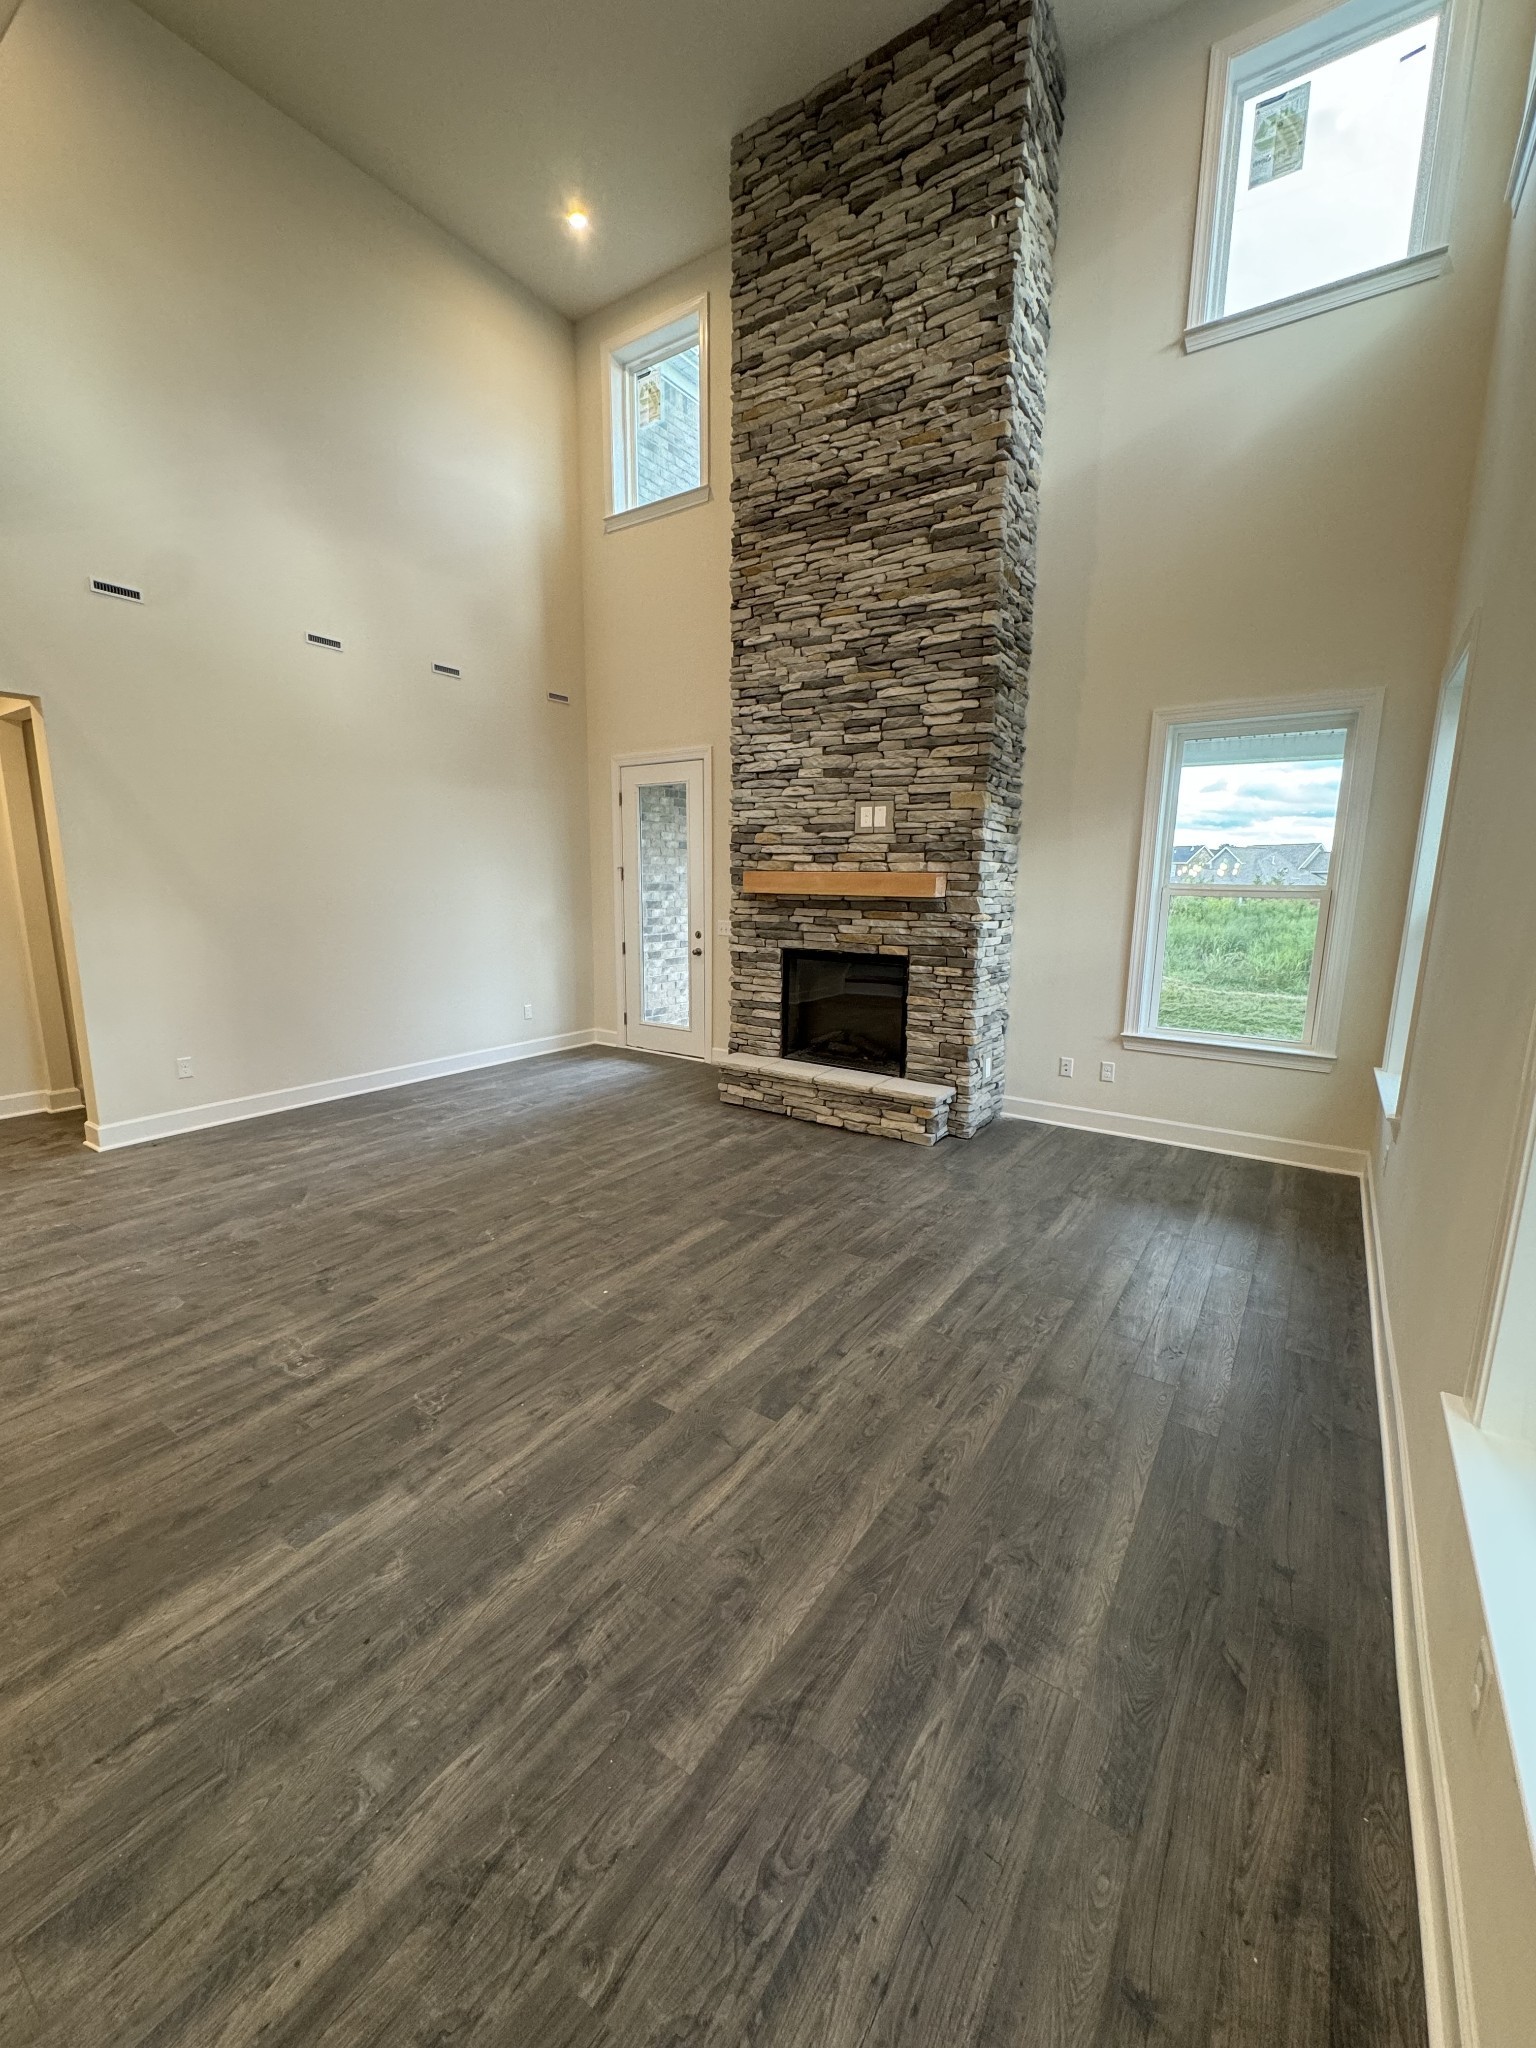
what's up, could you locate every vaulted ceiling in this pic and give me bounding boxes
[132,0,1187,318]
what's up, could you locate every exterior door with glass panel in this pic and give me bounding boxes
[618,756,708,1060]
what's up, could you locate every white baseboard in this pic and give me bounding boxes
[83,1030,598,1152]
[1001,1093,1368,1177]
[1,1085,84,1118]
[591,1027,621,1048]
[1360,1159,1474,2048]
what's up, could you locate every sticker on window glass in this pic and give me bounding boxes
[1249,81,1310,187]
[637,373,663,426]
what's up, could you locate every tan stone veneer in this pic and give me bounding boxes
[722,0,1063,1141]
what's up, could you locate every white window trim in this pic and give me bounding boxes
[1465,1002,1536,1443]
[1374,637,1471,1131]
[1185,0,1477,353]
[1443,998,1536,1869]
[603,295,710,531]
[1123,689,1382,1071]
[1511,34,1536,212]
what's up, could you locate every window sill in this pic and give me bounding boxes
[1374,1064,1404,1146]
[1184,245,1451,353]
[1444,1395,1536,1860]
[604,483,711,533]
[1122,1029,1336,1074]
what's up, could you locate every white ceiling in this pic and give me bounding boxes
[134,0,1187,319]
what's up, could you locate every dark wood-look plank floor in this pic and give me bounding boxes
[0,1050,1427,2046]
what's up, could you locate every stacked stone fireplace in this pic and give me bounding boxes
[719,0,1064,1144]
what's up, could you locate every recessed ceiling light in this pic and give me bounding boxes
[565,207,591,233]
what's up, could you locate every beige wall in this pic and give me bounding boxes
[1006,0,1534,1158]
[575,249,733,1053]
[1374,136,1536,2046]
[0,0,589,1138]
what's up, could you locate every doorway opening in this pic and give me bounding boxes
[0,695,93,1133]
[613,749,711,1061]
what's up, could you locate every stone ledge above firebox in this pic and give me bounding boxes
[717,1053,955,1147]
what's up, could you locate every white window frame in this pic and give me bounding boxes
[1185,0,1474,353]
[1444,1004,1536,1870]
[603,296,710,532]
[1375,642,1470,1128]
[1124,690,1382,1072]
[1511,33,1536,213]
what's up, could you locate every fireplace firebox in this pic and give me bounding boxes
[781,949,908,1078]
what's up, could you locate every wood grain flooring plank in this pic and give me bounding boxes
[1329,1424,1429,2048]
[1093,1519,1256,2047]
[1174,1262,1252,1440]
[975,1789,1131,2048]
[1059,1419,1220,1838]
[1211,1607,1332,2048]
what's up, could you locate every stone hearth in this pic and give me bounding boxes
[721,0,1063,1142]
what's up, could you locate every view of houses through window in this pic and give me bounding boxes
[1142,719,1352,1046]
[633,345,701,507]
[608,303,706,517]
[1191,0,1452,335]
[1224,10,1442,315]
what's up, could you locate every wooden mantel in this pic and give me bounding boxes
[742,868,947,901]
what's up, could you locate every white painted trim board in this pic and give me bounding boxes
[1,1088,50,1120]
[1361,1158,1475,2048]
[84,1030,598,1152]
[1001,1093,1367,1176]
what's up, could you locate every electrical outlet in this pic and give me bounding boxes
[717,919,730,938]
[523,1002,534,1021]
[1471,1638,1493,1725]
[1100,1060,1116,1083]
[175,1055,194,1080]
[1058,1055,1074,1079]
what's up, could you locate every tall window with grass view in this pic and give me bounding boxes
[1128,703,1378,1062]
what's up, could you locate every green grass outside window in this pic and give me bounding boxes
[1156,894,1319,1043]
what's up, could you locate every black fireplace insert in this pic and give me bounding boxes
[781,948,908,1077]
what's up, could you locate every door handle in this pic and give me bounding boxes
[691,947,703,956]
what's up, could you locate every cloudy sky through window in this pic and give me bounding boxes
[1174,760,1345,847]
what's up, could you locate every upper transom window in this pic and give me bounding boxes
[606,300,708,526]
[1188,0,1457,346]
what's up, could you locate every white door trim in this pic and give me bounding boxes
[610,746,713,1060]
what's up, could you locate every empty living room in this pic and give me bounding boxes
[3,0,1535,2039]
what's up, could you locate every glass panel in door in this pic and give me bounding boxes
[637,780,691,1029]
[619,755,708,1060]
